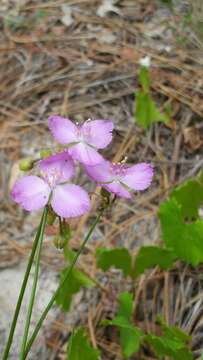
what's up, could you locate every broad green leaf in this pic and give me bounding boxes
[135,92,168,129]
[171,179,203,219]
[156,316,191,343]
[133,246,176,277]
[96,247,132,276]
[159,198,203,266]
[67,327,100,360]
[56,268,94,311]
[117,292,133,321]
[102,292,143,358]
[145,334,192,360]
[139,66,150,92]
[145,317,192,360]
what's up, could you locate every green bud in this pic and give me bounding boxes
[47,208,56,225]
[53,235,67,250]
[40,149,52,159]
[99,187,111,211]
[19,158,34,171]
[61,221,72,242]
[100,187,111,199]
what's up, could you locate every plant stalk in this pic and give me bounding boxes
[2,207,48,360]
[23,212,102,358]
[19,206,48,359]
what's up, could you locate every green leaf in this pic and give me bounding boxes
[159,198,203,266]
[139,66,151,92]
[67,327,100,360]
[96,247,132,276]
[145,317,192,360]
[56,268,94,311]
[102,292,143,358]
[156,316,191,343]
[145,334,192,360]
[135,92,168,129]
[133,246,176,277]
[117,292,133,321]
[171,179,203,219]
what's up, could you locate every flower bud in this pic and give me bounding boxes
[99,187,111,211]
[61,221,72,243]
[53,235,67,249]
[19,158,35,171]
[47,208,56,225]
[40,149,52,159]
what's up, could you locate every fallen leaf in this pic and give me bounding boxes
[96,0,120,17]
[183,126,202,152]
[61,5,74,27]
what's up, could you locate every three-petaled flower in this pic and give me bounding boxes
[11,152,90,218]
[48,115,113,165]
[85,160,153,198]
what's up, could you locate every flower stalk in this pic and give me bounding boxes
[23,211,102,358]
[19,206,48,359]
[2,206,48,360]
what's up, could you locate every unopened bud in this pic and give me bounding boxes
[99,187,111,211]
[61,221,72,243]
[47,208,56,225]
[19,158,34,171]
[53,235,67,250]
[40,149,52,159]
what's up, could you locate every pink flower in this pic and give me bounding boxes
[11,152,90,218]
[48,115,113,165]
[85,160,153,198]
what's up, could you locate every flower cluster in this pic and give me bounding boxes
[11,116,153,218]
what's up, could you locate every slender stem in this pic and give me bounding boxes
[2,207,48,360]
[24,212,102,358]
[19,206,48,359]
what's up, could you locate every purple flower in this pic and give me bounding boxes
[85,160,153,199]
[11,152,90,218]
[48,115,113,165]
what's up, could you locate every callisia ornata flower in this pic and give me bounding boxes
[48,115,113,165]
[85,160,153,198]
[11,152,90,218]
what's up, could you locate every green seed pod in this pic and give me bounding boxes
[40,149,52,159]
[19,158,35,171]
[53,235,67,250]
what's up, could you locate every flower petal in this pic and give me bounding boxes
[51,184,90,218]
[68,143,104,165]
[85,159,114,183]
[48,115,78,144]
[104,182,131,199]
[122,163,153,191]
[39,151,75,184]
[82,120,113,149]
[11,176,50,212]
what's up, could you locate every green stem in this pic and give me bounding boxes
[24,212,102,358]
[2,207,48,360]
[19,206,48,359]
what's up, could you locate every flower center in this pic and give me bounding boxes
[110,163,127,180]
[75,122,91,143]
[42,168,62,188]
